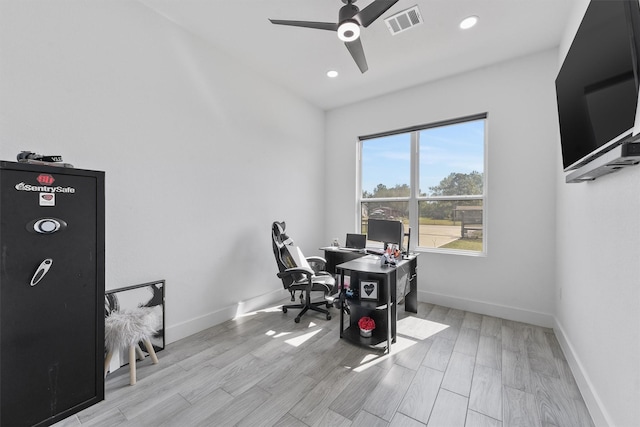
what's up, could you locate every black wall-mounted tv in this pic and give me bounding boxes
[556,0,640,171]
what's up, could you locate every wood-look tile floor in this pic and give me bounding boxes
[55,300,595,427]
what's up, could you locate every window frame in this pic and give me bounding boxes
[358,113,487,256]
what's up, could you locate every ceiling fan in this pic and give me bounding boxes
[269,0,400,73]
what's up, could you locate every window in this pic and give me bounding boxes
[359,114,486,254]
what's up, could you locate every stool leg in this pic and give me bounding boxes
[135,344,145,361]
[128,345,137,385]
[104,351,113,378]
[143,339,159,364]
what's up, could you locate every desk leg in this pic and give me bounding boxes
[404,260,418,313]
[339,270,345,339]
[387,280,392,353]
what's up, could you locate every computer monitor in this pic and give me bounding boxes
[345,233,366,249]
[367,219,404,251]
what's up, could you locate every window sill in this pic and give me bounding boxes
[415,247,487,257]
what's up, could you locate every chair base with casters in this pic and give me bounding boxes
[280,276,333,323]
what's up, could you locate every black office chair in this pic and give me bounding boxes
[272,221,334,323]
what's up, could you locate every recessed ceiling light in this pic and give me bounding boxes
[327,70,339,78]
[460,16,478,30]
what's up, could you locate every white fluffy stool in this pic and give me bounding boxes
[104,307,159,385]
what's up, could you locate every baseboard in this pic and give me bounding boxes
[553,318,611,427]
[165,288,286,344]
[418,290,555,328]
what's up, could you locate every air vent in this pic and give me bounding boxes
[384,5,423,35]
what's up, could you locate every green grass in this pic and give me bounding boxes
[440,238,483,251]
[419,218,459,226]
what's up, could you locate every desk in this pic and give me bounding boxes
[322,247,417,313]
[322,247,367,277]
[336,255,418,353]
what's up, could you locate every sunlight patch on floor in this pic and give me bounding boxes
[234,304,284,319]
[265,320,321,343]
[285,328,323,347]
[352,336,417,372]
[397,316,449,340]
[265,330,293,338]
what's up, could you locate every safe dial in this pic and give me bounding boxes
[27,218,67,234]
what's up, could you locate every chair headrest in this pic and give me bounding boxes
[273,221,285,235]
[272,221,294,246]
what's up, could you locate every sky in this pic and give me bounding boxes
[361,119,485,195]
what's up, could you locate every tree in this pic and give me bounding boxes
[362,183,410,221]
[362,183,410,199]
[421,171,483,220]
[428,171,483,196]
[363,173,483,222]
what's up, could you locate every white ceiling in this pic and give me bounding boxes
[140,0,576,110]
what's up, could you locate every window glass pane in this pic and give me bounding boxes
[418,200,483,251]
[420,120,484,196]
[361,201,409,231]
[361,134,411,198]
[359,116,486,255]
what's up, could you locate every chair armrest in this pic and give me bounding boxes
[315,271,332,277]
[306,256,327,274]
[277,266,314,279]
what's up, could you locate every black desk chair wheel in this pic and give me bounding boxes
[272,221,334,323]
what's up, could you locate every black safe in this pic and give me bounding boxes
[0,161,105,426]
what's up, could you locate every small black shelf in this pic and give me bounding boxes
[337,256,400,353]
[344,298,391,310]
[337,255,417,354]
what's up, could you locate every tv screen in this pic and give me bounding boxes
[556,0,640,170]
[367,219,404,249]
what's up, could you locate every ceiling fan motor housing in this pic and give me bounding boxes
[339,3,360,23]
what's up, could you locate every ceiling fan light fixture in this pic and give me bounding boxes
[338,20,360,42]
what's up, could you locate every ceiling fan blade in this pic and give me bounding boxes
[355,0,400,27]
[345,38,368,73]
[269,19,339,31]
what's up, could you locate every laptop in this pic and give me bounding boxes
[345,233,366,250]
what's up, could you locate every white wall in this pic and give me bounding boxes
[0,0,326,342]
[325,49,560,327]
[4,0,637,424]
[554,1,640,426]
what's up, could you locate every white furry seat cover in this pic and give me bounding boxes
[105,307,159,351]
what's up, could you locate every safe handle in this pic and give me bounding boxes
[30,258,53,287]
